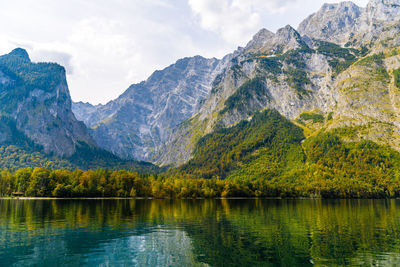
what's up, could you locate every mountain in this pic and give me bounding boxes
[155,0,400,166]
[72,55,230,161]
[155,24,339,165]
[0,48,158,172]
[0,48,95,157]
[70,0,400,169]
[1,0,400,197]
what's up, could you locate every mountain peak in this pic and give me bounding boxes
[321,1,359,10]
[298,0,400,44]
[7,48,30,62]
[0,48,95,157]
[245,25,305,54]
[244,28,275,51]
[253,28,275,39]
[297,1,362,44]
[276,25,300,38]
[273,25,306,51]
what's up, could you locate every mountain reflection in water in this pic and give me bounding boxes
[1,199,400,266]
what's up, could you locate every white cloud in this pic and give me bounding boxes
[188,0,370,47]
[62,15,202,104]
[0,0,371,104]
[188,0,299,45]
[0,0,205,104]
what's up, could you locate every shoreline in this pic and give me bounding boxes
[0,197,283,200]
[1,197,399,200]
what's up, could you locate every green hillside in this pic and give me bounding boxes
[180,109,305,179]
[175,109,400,198]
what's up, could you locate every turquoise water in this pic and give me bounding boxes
[1,199,400,266]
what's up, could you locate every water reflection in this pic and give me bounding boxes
[1,199,400,266]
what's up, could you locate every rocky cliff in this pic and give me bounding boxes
[72,0,400,167]
[0,48,95,157]
[155,0,400,166]
[0,48,159,172]
[297,0,400,45]
[73,55,230,161]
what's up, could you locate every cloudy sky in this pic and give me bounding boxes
[0,0,369,104]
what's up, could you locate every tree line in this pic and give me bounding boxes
[1,110,400,198]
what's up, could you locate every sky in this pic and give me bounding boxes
[0,0,369,105]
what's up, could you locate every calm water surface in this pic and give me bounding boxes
[1,199,400,266]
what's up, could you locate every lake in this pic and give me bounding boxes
[1,199,400,266]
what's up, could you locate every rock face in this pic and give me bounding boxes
[330,53,400,151]
[73,56,229,161]
[155,0,400,166]
[297,0,400,45]
[245,25,306,54]
[0,48,95,157]
[73,0,400,166]
[155,26,337,165]
[297,2,362,44]
[363,0,400,22]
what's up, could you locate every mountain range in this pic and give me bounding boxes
[73,0,400,167]
[1,0,400,173]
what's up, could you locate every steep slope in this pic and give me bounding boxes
[157,0,400,166]
[0,48,95,156]
[179,109,305,179]
[172,108,400,198]
[71,0,400,168]
[156,25,360,165]
[0,48,94,157]
[0,48,158,172]
[73,55,229,161]
[328,51,400,150]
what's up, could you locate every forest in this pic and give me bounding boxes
[1,110,400,198]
